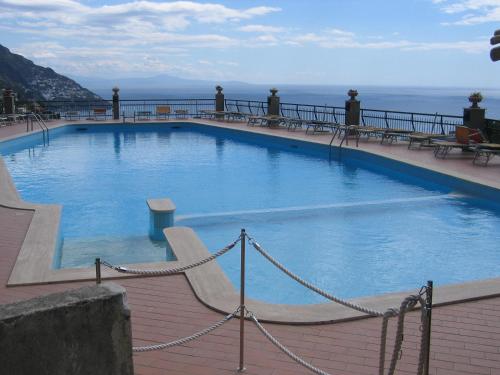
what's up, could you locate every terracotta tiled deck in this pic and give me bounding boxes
[1,119,500,375]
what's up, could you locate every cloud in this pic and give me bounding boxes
[0,0,275,76]
[0,1,281,26]
[0,0,281,38]
[325,28,356,37]
[433,0,500,24]
[287,30,488,53]
[238,24,285,33]
[1,0,491,80]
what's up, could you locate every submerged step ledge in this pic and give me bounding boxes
[176,193,460,225]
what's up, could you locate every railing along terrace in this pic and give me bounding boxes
[224,99,268,116]
[281,102,346,124]
[225,99,347,124]
[8,97,466,137]
[361,108,463,134]
[120,98,215,119]
[38,100,112,119]
[485,118,500,143]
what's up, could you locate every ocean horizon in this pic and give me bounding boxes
[91,84,500,119]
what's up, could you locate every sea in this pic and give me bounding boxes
[92,85,500,119]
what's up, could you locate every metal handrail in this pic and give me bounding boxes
[26,113,49,143]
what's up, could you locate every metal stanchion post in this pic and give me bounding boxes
[423,280,433,375]
[95,258,101,285]
[238,229,246,372]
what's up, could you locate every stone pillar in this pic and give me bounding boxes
[345,89,360,126]
[0,283,133,375]
[463,92,486,130]
[267,88,280,116]
[112,86,120,120]
[2,88,15,114]
[147,198,176,241]
[215,85,224,119]
[215,85,225,112]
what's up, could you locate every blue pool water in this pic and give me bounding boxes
[2,123,500,304]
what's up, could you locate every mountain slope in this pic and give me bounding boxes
[0,44,101,101]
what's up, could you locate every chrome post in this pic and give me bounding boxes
[95,258,101,285]
[424,280,433,375]
[238,228,246,372]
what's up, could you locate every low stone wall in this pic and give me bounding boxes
[0,283,133,375]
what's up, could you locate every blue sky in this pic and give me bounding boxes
[1,0,499,87]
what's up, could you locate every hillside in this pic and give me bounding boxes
[0,44,101,101]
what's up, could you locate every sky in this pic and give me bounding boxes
[1,0,499,87]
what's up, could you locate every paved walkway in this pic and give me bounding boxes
[1,119,500,374]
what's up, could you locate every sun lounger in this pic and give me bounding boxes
[227,111,249,121]
[433,126,483,158]
[91,108,107,120]
[378,128,414,144]
[156,105,171,119]
[200,110,229,120]
[201,110,247,121]
[134,111,151,121]
[304,120,333,134]
[175,109,188,118]
[408,132,452,150]
[64,111,79,120]
[336,125,386,145]
[0,116,9,127]
[247,115,287,128]
[285,118,305,131]
[473,143,500,166]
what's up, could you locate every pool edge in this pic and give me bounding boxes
[2,120,500,324]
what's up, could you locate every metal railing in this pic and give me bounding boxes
[485,118,500,143]
[224,99,267,116]
[360,108,462,134]
[224,99,460,134]
[4,98,466,136]
[120,98,214,120]
[31,99,216,120]
[38,99,112,120]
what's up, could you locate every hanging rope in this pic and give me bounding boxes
[249,312,333,375]
[247,235,387,317]
[133,309,238,352]
[100,236,240,276]
[246,233,430,375]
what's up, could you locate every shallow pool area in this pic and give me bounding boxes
[2,122,500,304]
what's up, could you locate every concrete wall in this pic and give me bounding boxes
[0,283,133,375]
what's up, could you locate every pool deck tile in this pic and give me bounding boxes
[1,118,500,374]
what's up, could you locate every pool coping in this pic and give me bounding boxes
[1,120,500,324]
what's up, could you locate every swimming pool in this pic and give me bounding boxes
[2,123,500,304]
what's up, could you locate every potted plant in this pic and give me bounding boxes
[468,92,483,108]
[348,89,358,100]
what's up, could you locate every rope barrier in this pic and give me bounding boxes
[100,236,240,276]
[384,295,425,375]
[246,233,430,375]
[417,303,429,375]
[107,229,432,375]
[247,235,386,317]
[378,310,395,375]
[249,312,332,375]
[133,309,238,352]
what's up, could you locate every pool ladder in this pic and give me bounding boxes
[27,113,50,144]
